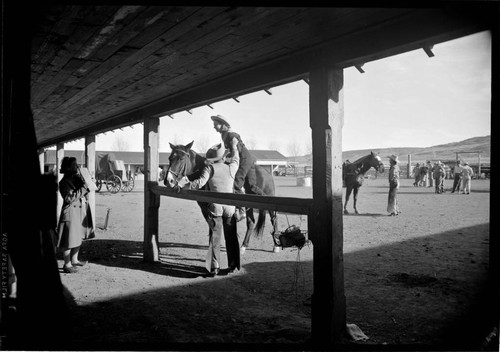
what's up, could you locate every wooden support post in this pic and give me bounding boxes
[408,154,412,179]
[38,148,45,174]
[85,135,96,236]
[55,143,64,225]
[144,117,160,262]
[309,67,346,346]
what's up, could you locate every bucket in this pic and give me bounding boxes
[296,177,312,187]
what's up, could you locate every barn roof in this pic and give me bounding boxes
[26,5,491,148]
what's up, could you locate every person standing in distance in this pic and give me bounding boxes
[387,154,401,216]
[211,114,264,221]
[461,162,474,194]
[451,160,463,193]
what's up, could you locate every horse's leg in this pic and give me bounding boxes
[344,186,353,214]
[269,210,280,253]
[353,187,360,214]
[240,208,255,255]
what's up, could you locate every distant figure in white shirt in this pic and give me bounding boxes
[461,162,474,194]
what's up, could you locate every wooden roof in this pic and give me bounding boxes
[44,148,286,165]
[30,5,490,148]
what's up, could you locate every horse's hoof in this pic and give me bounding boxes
[355,211,359,215]
[240,246,246,255]
[273,246,281,253]
[344,210,349,215]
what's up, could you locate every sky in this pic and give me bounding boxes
[62,30,491,157]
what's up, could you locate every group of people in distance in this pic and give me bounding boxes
[386,155,476,217]
[411,160,474,194]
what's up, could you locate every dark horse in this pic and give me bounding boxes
[163,141,279,253]
[342,152,385,214]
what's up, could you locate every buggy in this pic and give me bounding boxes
[95,152,134,193]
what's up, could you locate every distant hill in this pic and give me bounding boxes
[289,135,490,165]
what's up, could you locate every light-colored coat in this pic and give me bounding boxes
[188,152,240,217]
[57,175,90,249]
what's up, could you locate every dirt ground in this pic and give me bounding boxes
[56,176,495,350]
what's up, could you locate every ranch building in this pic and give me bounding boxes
[43,149,288,178]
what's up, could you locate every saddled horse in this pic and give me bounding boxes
[342,152,385,214]
[163,141,279,253]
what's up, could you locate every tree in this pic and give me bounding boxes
[194,134,212,153]
[112,135,130,151]
[287,140,302,162]
[267,140,281,151]
[245,137,257,150]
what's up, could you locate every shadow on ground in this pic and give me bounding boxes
[41,224,497,351]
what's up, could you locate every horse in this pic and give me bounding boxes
[163,141,280,253]
[342,152,385,214]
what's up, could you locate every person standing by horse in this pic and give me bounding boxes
[387,154,401,216]
[177,141,241,276]
[210,115,264,221]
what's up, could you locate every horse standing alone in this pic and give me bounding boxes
[342,152,385,214]
[164,141,279,253]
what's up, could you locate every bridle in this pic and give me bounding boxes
[167,149,191,180]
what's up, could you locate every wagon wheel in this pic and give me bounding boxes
[95,179,103,192]
[106,175,122,193]
[121,178,135,192]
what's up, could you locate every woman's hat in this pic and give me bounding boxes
[211,115,230,127]
[205,143,227,162]
[388,154,399,163]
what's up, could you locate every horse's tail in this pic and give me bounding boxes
[254,209,266,238]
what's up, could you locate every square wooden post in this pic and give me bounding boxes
[144,117,160,262]
[55,143,64,225]
[309,67,346,346]
[85,135,96,235]
[38,148,45,173]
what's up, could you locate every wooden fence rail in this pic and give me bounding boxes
[150,183,313,215]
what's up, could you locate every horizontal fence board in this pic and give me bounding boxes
[150,184,313,215]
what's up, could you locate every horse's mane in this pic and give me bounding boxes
[344,153,378,176]
[186,149,207,181]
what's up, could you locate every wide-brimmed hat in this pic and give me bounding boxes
[464,162,469,165]
[388,154,399,163]
[210,115,231,127]
[205,143,226,162]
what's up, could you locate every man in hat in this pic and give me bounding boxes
[432,161,446,194]
[412,163,420,187]
[387,154,401,216]
[451,160,463,193]
[177,141,240,276]
[426,160,434,187]
[210,114,264,221]
[460,161,474,194]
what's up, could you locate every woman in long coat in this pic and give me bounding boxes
[57,157,91,273]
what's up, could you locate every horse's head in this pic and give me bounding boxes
[164,141,197,189]
[370,152,385,173]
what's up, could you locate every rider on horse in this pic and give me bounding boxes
[211,115,264,221]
